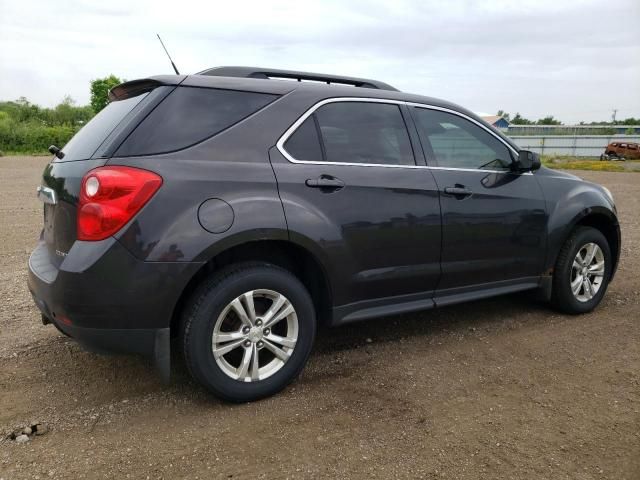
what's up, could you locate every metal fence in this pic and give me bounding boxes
[506,125,640,135]
[508,135,640,157]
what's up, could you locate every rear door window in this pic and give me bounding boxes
[314,102,415,166]
[116,87,278,156]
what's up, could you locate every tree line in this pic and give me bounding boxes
[497,110,639,126]
[0,75,121,155]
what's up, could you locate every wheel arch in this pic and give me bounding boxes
[549,206,620,279]
[169,238,334,338]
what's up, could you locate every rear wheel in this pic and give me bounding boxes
[182,263,316,402]
[551,227,612,314]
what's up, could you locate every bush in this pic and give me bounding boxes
[0,121,78,154]
[0,96,94,154]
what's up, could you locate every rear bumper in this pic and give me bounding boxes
[27,237,203,379]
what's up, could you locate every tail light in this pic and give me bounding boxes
[78,166,162,241]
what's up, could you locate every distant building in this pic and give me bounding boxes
[481,115,510,130]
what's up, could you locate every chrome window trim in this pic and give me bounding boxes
[275,96,524,175]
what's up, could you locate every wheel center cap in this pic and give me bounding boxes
[248,326,263,342]
[582,267,588,276]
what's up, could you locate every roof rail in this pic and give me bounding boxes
[197,66,399,91]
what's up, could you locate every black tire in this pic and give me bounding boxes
[182,262,316,402]
[551,227,612,314]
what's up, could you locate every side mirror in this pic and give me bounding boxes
[514,150,541,172]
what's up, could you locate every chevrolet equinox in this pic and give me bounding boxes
[28,67,621,402]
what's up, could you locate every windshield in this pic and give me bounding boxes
[58,92,149,162]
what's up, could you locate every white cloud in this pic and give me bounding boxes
[1,0,638,123]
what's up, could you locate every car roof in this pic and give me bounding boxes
[114,69,517,150]
[179,72,494,140]
[146,72,470,115]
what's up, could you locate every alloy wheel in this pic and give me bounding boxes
[570,242,605,302]
[212,289,298,382]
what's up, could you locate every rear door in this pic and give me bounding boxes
[627,143,640,159]
[618,144,627,157]
[410,106,548,301]
[270,99,442,311]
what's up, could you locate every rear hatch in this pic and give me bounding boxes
[38,80,176,268]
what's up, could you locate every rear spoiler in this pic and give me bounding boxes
[108,75,185,102]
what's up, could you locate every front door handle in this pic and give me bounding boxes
[305,176,345,191]
[444,185,472,197]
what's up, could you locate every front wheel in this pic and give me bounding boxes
[551,227,612,314]
[182,263,316,402]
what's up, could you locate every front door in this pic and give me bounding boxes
[270,99,442,314]
[410,106,548,300]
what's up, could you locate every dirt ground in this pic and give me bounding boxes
[1,156,638,480]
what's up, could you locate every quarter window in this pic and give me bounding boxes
[412,108,513,170]
[116,87,278,156]
[283,117,323,162]
[284,102,415,166]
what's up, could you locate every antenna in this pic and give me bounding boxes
[156,34,180,75]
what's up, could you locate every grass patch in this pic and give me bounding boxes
[541,156,628,172]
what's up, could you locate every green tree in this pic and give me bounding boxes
[536,115,562,125]
[90,75,123,113]
[621,117,639,125]
[496,110,511,122]
[510,112,533,125]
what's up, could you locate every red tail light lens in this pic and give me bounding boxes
[78,166,162,241]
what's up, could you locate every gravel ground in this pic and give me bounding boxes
[1,156,638,479]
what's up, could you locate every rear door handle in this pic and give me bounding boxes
[444,186,472,197]
[305,176,345,191]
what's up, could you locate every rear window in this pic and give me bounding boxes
[115,87,278,156]
[59,93,149,161]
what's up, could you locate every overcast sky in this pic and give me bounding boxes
[1,0,638,123]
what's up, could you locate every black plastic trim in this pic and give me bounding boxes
[198,66,399,91]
